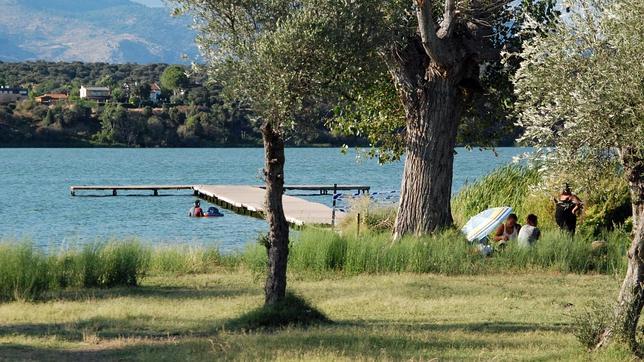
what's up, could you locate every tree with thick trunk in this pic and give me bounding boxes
[390,0,489,238]
[261,122,290,304]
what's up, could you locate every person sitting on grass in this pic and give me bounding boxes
[518,214,541,248]
[189,200,204,217]
[493,213,521,246]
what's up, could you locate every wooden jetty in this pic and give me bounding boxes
[69,183,363,226]
[261,184,370,195]
[193,185,346,226]
[70,185,193,196]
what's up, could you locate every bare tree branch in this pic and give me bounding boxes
[415,0,446,66]
[437,0,457,39]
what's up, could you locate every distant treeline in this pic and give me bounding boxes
[0,61,358,147]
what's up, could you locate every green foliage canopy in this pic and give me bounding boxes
[160,65,189,92]
[514,0,643,162]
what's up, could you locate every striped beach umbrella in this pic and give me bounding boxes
[461,207,513,242]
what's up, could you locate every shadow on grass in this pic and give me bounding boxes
[336,320,569,333]
[225,292,331,331]
[0,339,216,361]
[51,284,258,302]
[0,322,570,361]
[0,315,225,342]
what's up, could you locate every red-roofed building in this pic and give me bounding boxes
[35,93,69,105]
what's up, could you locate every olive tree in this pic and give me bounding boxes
[171,0,379,304]
[514,0,643,350]
[299,0,557,239]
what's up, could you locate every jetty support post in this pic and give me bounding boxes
[153,189,159,196]
[112,189,117,196]
[357,213,361,237]
[331,183,338,227]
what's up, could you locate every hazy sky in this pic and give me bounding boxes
[132,0,165,7]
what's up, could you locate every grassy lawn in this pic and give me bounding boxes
[0,269,632,361]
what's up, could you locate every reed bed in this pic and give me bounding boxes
[451,164,554,228]
[0,240,230,302]
[243,227,629,277]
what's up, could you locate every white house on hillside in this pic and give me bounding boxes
[80,86,110,102]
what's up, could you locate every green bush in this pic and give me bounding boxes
[571,301,614,350]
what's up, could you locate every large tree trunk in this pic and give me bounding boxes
[393,70,461,239]
[261,121,290,305]
[599,147,644,351]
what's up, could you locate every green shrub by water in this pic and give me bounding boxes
[243,227,629,276]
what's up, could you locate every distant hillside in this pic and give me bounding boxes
[0,0,198,64]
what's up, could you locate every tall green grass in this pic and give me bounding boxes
[451,164,631,234]
[243,227,629,276]
[149,245,228,274]
[452,164,553,228]
[0,240,229,302]
[0,243,50,302]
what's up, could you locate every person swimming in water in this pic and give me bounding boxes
[554,183,583,235]
[189,200,204,217]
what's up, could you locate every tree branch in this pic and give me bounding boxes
[416,0,446,66]
[437,0,457,39]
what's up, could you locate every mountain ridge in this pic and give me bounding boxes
[0,0,198,64]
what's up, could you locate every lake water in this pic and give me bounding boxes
[0,148,528,251]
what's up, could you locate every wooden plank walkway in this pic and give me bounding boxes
[193,185,345,226]
[260,184,370,195]
[69,184,352,226]
[70,185,193,196]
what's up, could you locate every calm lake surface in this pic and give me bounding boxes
[0,148,528,251]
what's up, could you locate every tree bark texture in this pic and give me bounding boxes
[261,121,290,305]
[393,68,462,239]
[387,31,474,239]
[601,148,644,351]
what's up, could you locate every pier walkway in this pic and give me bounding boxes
[193,185,345,226]
[69,184,362,226]
[70,185,193,196]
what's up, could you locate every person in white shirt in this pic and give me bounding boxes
[518,214,541,247]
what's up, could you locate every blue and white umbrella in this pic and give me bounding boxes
[461,207,513,242]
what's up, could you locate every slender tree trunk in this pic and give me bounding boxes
[261,121,289,305]
[598,147,644,351]
[393,66,462,239]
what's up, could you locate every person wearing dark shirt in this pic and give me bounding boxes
[555,184,583,235]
